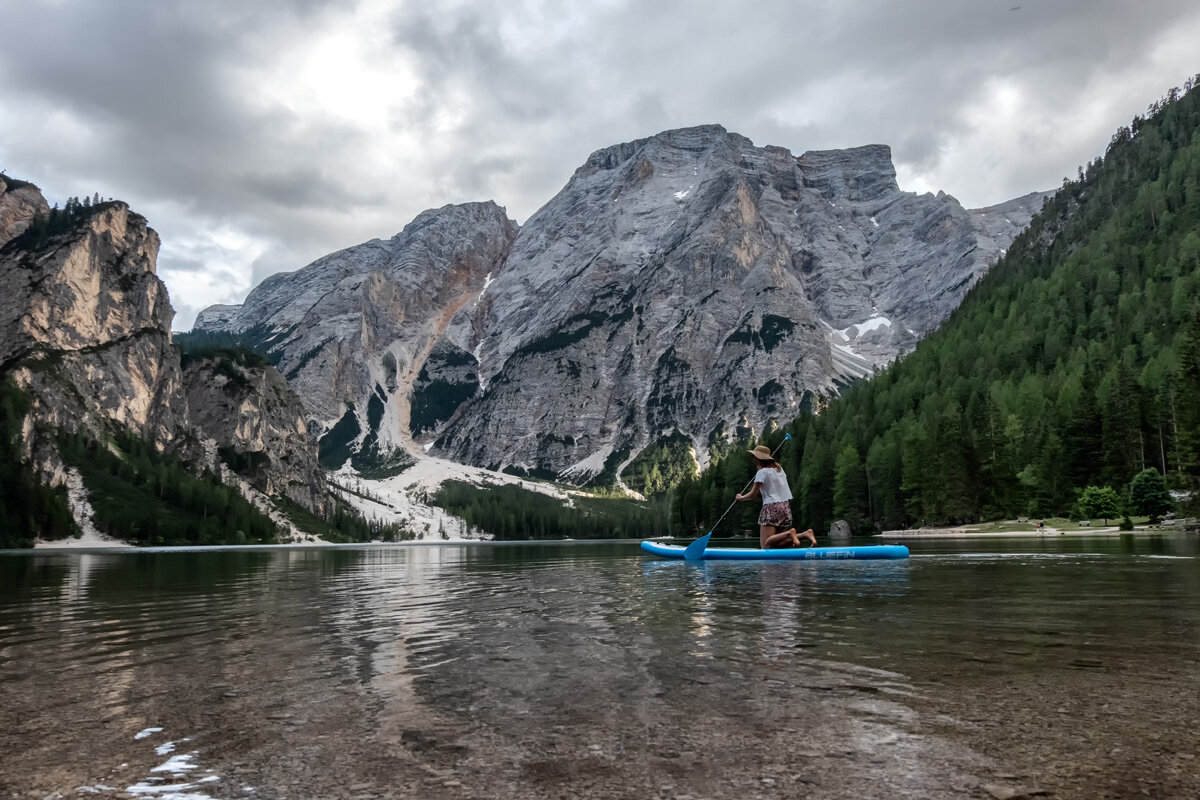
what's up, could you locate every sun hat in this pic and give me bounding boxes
[747,445,774,461]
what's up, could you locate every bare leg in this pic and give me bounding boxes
[759,525,777,548]
[769,528,814,548]
[764,529,798,548]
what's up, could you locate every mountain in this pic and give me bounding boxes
[437,128,1047,478]
[194,128,1041,484]
[1,196,187,451]
[180,349,330,516]
[0,183,341,546]
[194,202,518,474]
[197,126,1045,483]
[673,79,1200,534]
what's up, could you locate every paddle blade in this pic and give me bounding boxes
[683,532,711,560]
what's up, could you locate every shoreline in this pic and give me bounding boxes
[11,538,641,555]
[878,525,1194,539]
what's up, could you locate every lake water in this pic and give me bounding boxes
[2,535,1198,800]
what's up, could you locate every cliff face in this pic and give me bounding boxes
[0,201,186,450]
[0,187,330,529]
[193,202,518,470]
[433,127,1046,475]
[196,126,1047,480]
[182,355,329,515]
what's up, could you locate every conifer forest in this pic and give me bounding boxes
[674,80,1200,536]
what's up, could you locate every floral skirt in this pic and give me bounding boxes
[758,501,793,529]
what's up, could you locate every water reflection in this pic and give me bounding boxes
[1,537,1198,799]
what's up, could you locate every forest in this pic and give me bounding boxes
[0,380,76,548]
[431,480,672,540]
[56,430,280,546]
[673,78,1200,536]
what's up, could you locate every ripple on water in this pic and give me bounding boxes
[1,539,1199,799]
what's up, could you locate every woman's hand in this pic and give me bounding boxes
[735,493,745,501]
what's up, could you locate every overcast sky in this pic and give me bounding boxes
[2,0,1198,329]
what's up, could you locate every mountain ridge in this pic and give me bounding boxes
[194,124,1050,482]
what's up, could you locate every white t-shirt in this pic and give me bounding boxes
[755,467,793,505]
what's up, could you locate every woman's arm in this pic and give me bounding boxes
[736,482,762,502]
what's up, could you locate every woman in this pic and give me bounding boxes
[735,445,817,548]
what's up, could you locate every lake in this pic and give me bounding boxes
[2,535,1197,799]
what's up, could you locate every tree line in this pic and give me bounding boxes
[57,430,280,546]
[432,480,672,540]
[4,194,116,252]
[673,78,1200,535]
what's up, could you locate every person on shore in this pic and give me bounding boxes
[735,445,817,549]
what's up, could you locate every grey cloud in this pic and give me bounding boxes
[241,165,388,211]
[2,0,1198,328]
[160,255,213,276]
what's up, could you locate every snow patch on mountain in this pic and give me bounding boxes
[836,314,893,340]
[825,314,898,380]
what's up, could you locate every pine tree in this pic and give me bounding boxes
[833,444,868,530]
[1175,302,1200,512]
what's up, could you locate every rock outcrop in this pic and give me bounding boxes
[196,126,1048,481]
[437,128,1046,476]
[182,354,329,515]
[0,200,186,450]
[828,520,852,539]
[0,175,49,246]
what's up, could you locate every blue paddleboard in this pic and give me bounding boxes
[640,540,909,560]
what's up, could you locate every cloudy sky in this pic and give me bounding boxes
[2,0,1198,329]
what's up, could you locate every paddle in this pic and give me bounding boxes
[682,433,791,560]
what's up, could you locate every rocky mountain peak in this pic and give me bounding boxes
[1,201,168,373]
[1,194,335,540]
[797,144,898,203]
[1,201,184,475]
[193,200,519,469]
[195,126,1048,483]
[581,124,741,173]
[181,351,330,516]
[0,175,50,247]
[436,127,1047,477]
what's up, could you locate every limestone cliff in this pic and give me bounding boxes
[436,128,1047,476]
[0,190,331,535]
[193,202,518,471]
[0,200,186,450]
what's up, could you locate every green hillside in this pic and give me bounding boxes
[674,77,1200,534]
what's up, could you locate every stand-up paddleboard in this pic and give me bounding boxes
[641,540,909,560]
